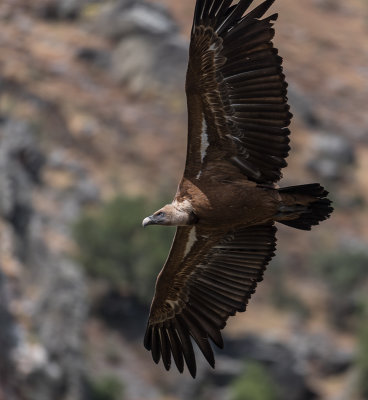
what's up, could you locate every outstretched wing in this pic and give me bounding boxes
[144,224,277,377]
[185,0,291,183]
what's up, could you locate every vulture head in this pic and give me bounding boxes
[142,202,197,227]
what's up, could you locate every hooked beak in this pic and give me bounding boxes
[142,216,154,228]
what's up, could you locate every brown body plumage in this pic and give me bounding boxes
[142,0,333,377]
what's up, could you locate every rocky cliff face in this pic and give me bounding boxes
[0,118,87,400]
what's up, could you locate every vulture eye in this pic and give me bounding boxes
[156,212,165,217]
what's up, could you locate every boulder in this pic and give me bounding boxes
[288,332,353,376]
[75,47,111,69]
[207,335,318,400]
[288,84,322,128]
[307,132,355,181]
[89,0,188,94]
[204,333,353,400]
[93,0,178,42]
[111,35,187,93]
[36,0,88,20]
[0,118,45,239]
[0,270,19,400]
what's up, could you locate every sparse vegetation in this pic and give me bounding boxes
[269,259,310,320]
[311,248,368,330]
[89,376,124,400]
[311,248,368,293]
[73,195,175,303]
[230,362,280,400]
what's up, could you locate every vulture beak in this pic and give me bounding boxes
[142,216,154,228]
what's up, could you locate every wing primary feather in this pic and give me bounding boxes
[144,324,152,351]
[188,297,227,328]
[224,45,279,64]
[215,0,234,20]
[167,325,185,373]
[151,326,161,364]
[192,0,205,34]
[185,305,224,349]
[209,0,226,19]
[217,0,253,35]
[181,311,215,368]
[226,12,278,41]
[159,327,172,371]
[174,317,197,378]
[241,0,276,24]
[223,35,276,59]
[202,0,213,23]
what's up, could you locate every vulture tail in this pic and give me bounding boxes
[277,184,333,231]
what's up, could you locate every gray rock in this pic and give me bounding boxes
[311,133,355,164]
[208,335,318,400]
[47,150,86,177]
[288,84,321,128]
[111,34,187,93]
[0,270,19,400]
[0,119,45,184]
[27,246,87,400]
[91,0,188,93]
[75,47,111,69]
[0,119,45,239]
[312,0,354,15]
[37,0,88,20]
[94,0,178,41]
[0,117,88,400]
[307,132,355,181]
[289,332,353,376]
[75,179,100,205]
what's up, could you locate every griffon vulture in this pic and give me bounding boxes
[142,0,333,377]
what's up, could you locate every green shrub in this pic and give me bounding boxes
[73,195,175,303]
[269,259,310,320]
[311,249,368,292]
[230,362,279,400]
[89,376,124,400]
[311,248,368,330]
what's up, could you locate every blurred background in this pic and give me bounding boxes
[0,0,368,399]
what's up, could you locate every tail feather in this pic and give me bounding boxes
[277,184,333,231]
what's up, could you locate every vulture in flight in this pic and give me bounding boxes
[142,0,333,377]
